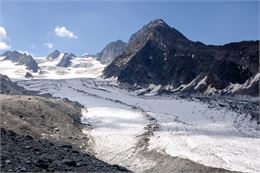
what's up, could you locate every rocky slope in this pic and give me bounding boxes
[1,128,128,172]
[0,74,37,95]
[0,75,129,172]
[103,19,259,96]
[1,51,39,72]
[97,40,127,64]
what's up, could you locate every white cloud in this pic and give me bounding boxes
[44,42,53,49]
[0,26,11,50]
[54,26,77,39]
[0,42,11,50]
[0,26,7,40]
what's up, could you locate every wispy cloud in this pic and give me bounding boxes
[44,42,53,49]
[0,26,11,50]
[54,26,77,39]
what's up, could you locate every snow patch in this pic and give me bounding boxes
[223,73,260,93]
[204,84,217,95]
[194,76,207,90]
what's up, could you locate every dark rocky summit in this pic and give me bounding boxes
[103,19,259,96]
[97,40,127,64]
[57,53,76,67]
[47,49,61,60]
[47,50,77,67]
[1,51,39,72]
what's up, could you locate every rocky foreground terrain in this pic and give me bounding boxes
[0,74,129,172]
[1,128,128,172]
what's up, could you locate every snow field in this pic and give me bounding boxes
[18,78,260,173]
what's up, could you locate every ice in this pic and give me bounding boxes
[18,78,260,173]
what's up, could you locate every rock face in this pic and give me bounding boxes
[0,74,37,95]
[103,19,259,96]
[57,53,76,67]
[2,51,39,72]
[47,50,61,60]
[97,40,127,64]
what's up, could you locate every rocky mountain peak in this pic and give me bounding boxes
[1,51,39,72]
[146,19,170,30]
[104,19,259,96]
[57,53,76,67]
[126,19,189,54]
[2,50,27,59]
[47,49,61,60]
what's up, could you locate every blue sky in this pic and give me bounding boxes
[0,1,259,56]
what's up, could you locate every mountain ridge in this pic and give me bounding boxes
[1,51,39,72]
[103,19,259,96]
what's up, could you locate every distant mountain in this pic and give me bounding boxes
[103,19,259,96]
[1,51,39,72]
[97,40,127,64]
[46,50,77,67]
[57,53,76,67]
[47,49,61,60]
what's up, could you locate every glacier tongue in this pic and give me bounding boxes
[17,78,260,173]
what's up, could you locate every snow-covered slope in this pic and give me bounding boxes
[0,56,29,79]
[35,55,105,79]
[0,55,105,79]
[18,78,260,173]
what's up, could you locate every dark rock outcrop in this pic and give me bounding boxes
[1,51,39,72]
[103,19,259,96]
[57,53,76,67]
[97,40,127,64]
[47,50,61,60]
[25,72,33,78]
